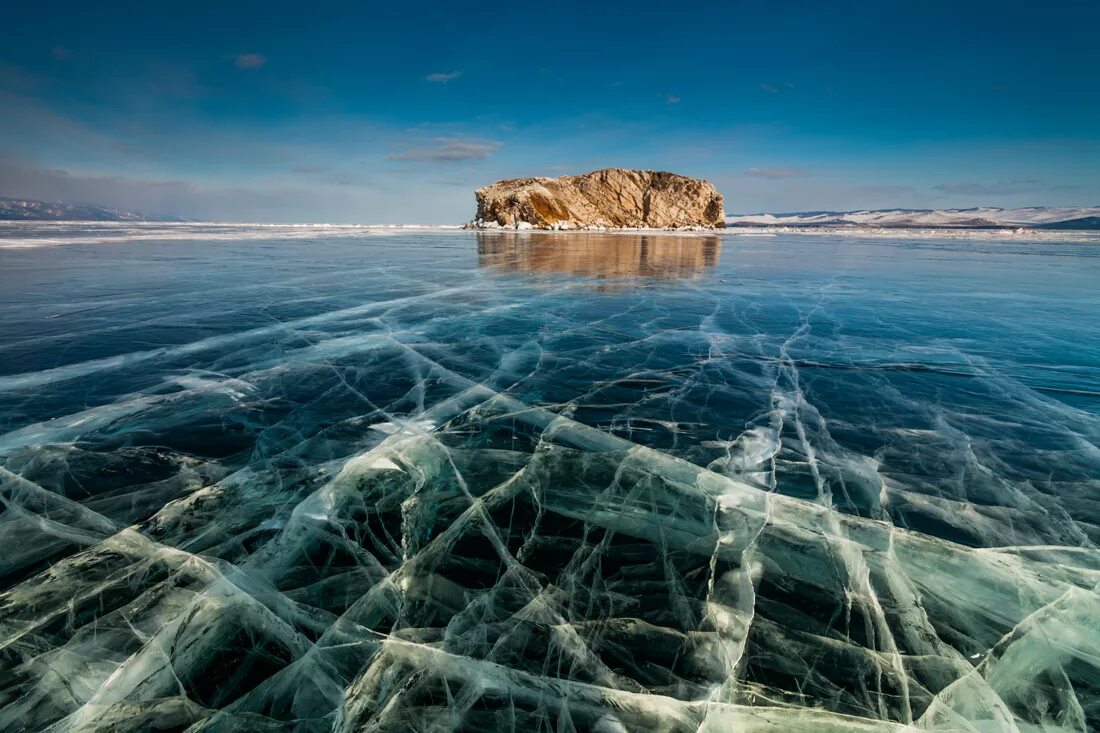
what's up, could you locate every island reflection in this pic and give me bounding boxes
[476,232,722,280]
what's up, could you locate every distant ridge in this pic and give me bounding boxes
[1035,216,1100,230]
[0,197,186,222]
[725,207,1100,230]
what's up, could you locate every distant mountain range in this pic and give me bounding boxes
[725,207,1100,230]
[5,196,1099,230]
[0,197,186,222]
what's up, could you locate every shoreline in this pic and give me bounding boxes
[3,221,1099,251]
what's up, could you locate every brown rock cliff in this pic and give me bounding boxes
[469,169,725,230]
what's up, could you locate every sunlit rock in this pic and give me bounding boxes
[468,168,726,230]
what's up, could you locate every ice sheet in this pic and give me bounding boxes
[1,227,1098,732]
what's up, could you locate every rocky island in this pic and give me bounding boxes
[468,168,725,230]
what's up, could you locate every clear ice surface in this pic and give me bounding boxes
[0,225,1099,732]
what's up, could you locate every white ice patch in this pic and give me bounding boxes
[0,221,469,249]
[706,426,782,485]
[369,418,437,435]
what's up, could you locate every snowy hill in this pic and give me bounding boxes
[0,197,183,222]
[725,207,1100,229]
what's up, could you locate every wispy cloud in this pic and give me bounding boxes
[0,89,123,153]
[425,71,462,83]
[933,180,1042,196]
[759,82,794,94]
[743,166,806,179]
[666,95,681,105]
[859,184,916,195]
[327,174,375,188]
[289,164,374,188]
[388,137,501,162]
[0,152,269,217]
[51,46,72,62]
[0,152,394,221]
[234,53,267,70]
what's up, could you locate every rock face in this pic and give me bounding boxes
[470,168,725,230]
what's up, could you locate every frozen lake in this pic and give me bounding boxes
[1,224,1098,732]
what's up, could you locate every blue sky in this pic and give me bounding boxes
[1,0,1098,223]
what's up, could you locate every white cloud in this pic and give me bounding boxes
[234,53,267,70]
[425,71,461,83]
[387,137,501,162]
